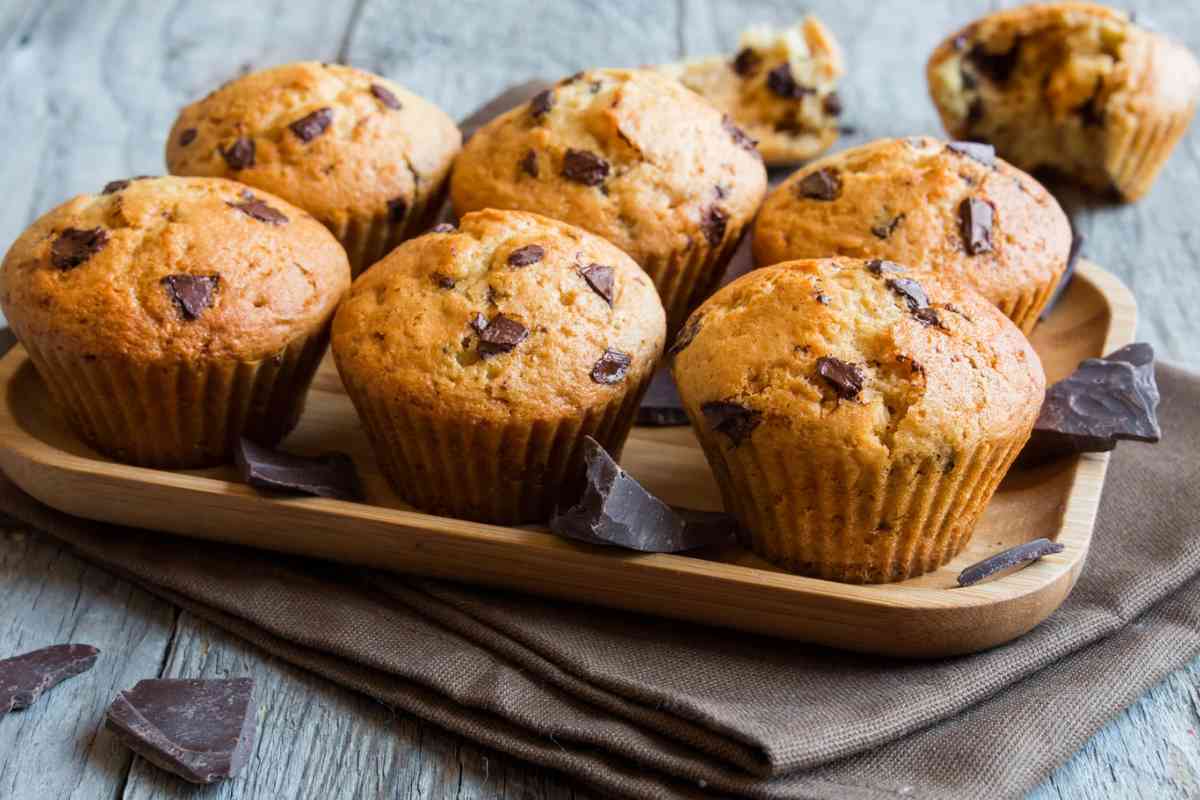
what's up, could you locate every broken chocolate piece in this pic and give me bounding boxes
[796,169,841,201]
[580,263,614,306]
[431,222,456,233]
[102,179,131,194]
[637,368,688,426]
[549,437,737,552]
[866,259,905,275]
[162,274,219,320]
[220,137,255,170]
[519,149,539,177]
[871,213,905,240]
[507,244,544,267]
[529,89,554,119]
[561,149,610,186]
[669,314,703,357]
[289,107,333,142]
[477,314,529,359]
[370,83,402,110]
[235,437,363,501]
[105,678,256,785]
[591,349,632,384]
[967,42,1021,84]
[700,205,728,246]
[886,277,930,312]
[957,538,1064,586]
[722,115,759,155]
[815,292,830,305]
[913,307,945,329]
[766,63,813,99]
[959,197,994,254]
[1,644,99,714]
[432,272,456,289]
[947,140,996,167]
[227,194,288,225]
[178,128,198,147]
[51,227,109,270]
[731,47,762,77]
[816,356,864,400]
[701,401,762,447]
[823,92,843,116]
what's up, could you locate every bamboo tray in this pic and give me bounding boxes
[0,260,1135,657]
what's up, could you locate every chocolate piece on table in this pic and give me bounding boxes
[105,678,257,785]
[235,437,363,502]
[637,368,689,427]
[549,437,737,553]
[957,538,1064,586]
[1,644,99,714]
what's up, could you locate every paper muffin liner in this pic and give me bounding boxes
[22,328,330,469]
[341,368,654,525]
[1105,94,1198,202]
[993,269,1063,335]
[692,425,1029,583]
[332,178,452,277]
[644,223,750,339]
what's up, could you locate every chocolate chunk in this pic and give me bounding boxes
[289,107,333,142]
[591,349,632,384]
[700,205,728,246]
[967,42,1021,83]
[432,272,456,288]
[886,277,930,311]
[529,89,554,118]
[871,213,905,239]
[637,368,688,426]
[1021,343,1160,463]
[947,140,996,167]
[722,114,759,154]
[51,227,109,269]
[477,314,529,359]
[105,678,256,785]
[235,437,363,501]
[912,307,945,329]
[701,401,762,447]
[816,356,864,400]
[796,169,841,201]
[102,179,131,194]
[228,194,288,225]
[669,314,703,357]
[550,437,737,552]
[1,644,99,713]
[957,538,1064,586]
[507,244,544,267]
[370,83,402,110]
[162,274,219,320]
[388,196,408,223]
[959,197,994,254]
[766,63,813,99]
[178,128,198,147]
[431,222,456,233]
[822,92,843,117]
[866,259,905,275]
[581,263,614,306]
[731,47,762,76]
[520,149,539,177]
[220,137,255,170]
[561,149,610,186]
[815,292,830,304]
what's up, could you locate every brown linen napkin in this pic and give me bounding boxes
[2,360,1198,799]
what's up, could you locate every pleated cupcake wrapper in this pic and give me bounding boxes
[342,369,654,525]
[994,270,1062,335]
[1104,94,1198,202]
[332,179,451,277]
[693,426,1028,584]
[644,223,750,338]
[21,330,330,469]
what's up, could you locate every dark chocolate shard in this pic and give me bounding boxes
[235,437,363,501]
[966,42,1021,84]
[178,128,198,147]
[477,314,529,359]
[886,277,930,312]
[731,47,762,77]
[507,244,544,267]
[637,368,688,426]
[520,149,539,177]
[102,179,131,194]
[957,538,1064,586]
[796,169,841,201]
[701,401,762,447]
[866,259,904,275]
[700,205,728,246]
[1020,343,1160,464]
[959,197,994,254]
[581,263,614,306]
[765,63,814,99]
[1,644,99,713]
[529,89,554,118]
[105,678,256,785]
[669,313,703,357]
[162,274,220,320]
[220,137,255,170]
[816,356,865,400]
[871,213,905,240]
[722,114,759,153]
[51,227,109,269]
[946,141,996,167]
[289,107,333,142]
[370,83,402,110]
[561,149,610,186]
[227,193,288,225]
[1041,225,1083,319]
[591,349,632,384]
[549,437,737,552]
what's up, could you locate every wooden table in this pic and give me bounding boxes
[1,1,1197,797]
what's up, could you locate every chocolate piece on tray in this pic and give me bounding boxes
[235,438,363,502]
[637,368,689,427]
[1,644,99,714]
[550,437,737,553]
[105,678,257,784]
[957,538,1065,586]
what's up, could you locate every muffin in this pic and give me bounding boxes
[752,137,1072,333]
[656,16,846,166]
[0,176,350,468]
[672,258,1045,583]
[166,62,461,274]
[927,2,1200,201]
[331,209,665,524]
[450,68,767,335]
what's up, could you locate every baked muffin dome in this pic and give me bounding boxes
[752,136,1071,333]
[450,68,767,335]
[0,176,350,466]
[927,2,1200,201]
[166,61,462,274]
[332,209,665,523]
[672,257,1045,583]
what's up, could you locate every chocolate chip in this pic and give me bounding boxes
[102,179,131,194]
[1,644,99,714]
[228,194,288,225]
[871,213,905,239]
[529,89,554,118]
[700,205,728,246]
[731,47,762,76]
[722,114,759,154]
[866,259,905,275]
[795,169,842,201]
[581,263,614,306]
[507,244,544,267]
[815,292,830,304]
[967,42,1021,83]
[957,538,1064,586]
[387,196,407,223]
[162,274,219,320]
[913,307,945,329]
[591,349,632,384]
[669,314,703,357]
[886,277,930,312]
[235,437,363,501]
[178,128,198,147]
[822,92,843,117]
[765,63,814,99]
[431,222,456,233]
[561,149,610,186]
[816,356,864,400]
[947,141,996,167]
[432,272,456,289]
[520,149,539,177]
[701,401,762,447]
[477,314,529,359]
[51,227,109,270]
[959,197,995,254]
[370,83,402,110]
[289,107,333,142]
[220,137,255,170]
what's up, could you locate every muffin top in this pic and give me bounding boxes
[450,68,768,267]
[332,209,666,421]
[752,137,1071,316]
[671,258,1045,459]
[166,62,461,232]
[0,176,350,361]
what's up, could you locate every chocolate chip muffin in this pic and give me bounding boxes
[331,209,665,524]
[0,176,350,467]
[450,68,767,336]
[753,137,1071,333]
[656,16,846,166]
[166,62,461,274]
[672,257,1045,583]
[927,3,1200,201]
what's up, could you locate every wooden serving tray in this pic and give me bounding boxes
[0,260,1135,658]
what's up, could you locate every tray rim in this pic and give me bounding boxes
[0,260,1138,656]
